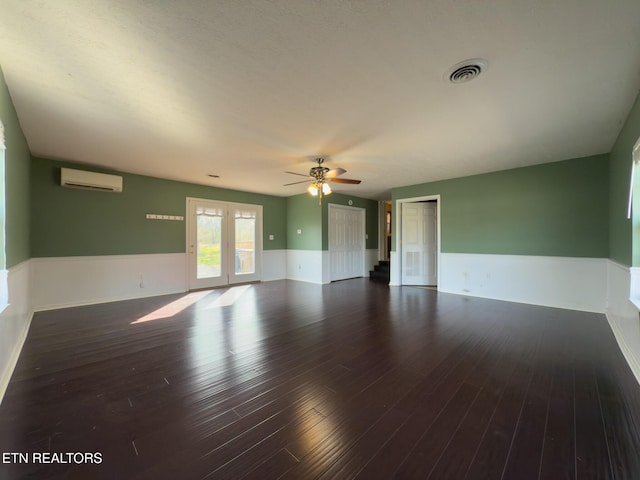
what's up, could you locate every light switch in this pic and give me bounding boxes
[269,234,274,240]
[297,229,302,235]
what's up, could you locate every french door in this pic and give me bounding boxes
[187,198,262,289]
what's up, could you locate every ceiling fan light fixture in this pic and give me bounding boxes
[307,183,319,196]
[285,157,359,204]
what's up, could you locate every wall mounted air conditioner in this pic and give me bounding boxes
[60,168,123,192]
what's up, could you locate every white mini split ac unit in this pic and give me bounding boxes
[60,168,123,192]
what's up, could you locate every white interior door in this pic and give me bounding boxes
[187,198,262,290]
[329,204,365,281]
[401,202,437,285]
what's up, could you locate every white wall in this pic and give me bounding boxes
[286,250,328,284]
[0,260,33,404]
[606,261,640,384]
[32,253,188,310]
[28,248,374,313]
[286,249,379,285]
[392,252,607,313]
[29,250,290,311]
[439,253,607,313]
[263,249,287,281]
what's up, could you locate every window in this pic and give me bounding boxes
[0,121,7,306]
[628,138,640,219]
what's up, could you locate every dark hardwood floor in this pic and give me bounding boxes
[1,279,640,479]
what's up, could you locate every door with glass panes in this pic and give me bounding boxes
[187,198,262,289]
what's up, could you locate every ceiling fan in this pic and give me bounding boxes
[284,157,361,202]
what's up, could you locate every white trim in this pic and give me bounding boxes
[395,195,442,287]
[606,311,640,385]
[0,269,7,308]
[378,200,387,261]
[0,312,32,405]
[0,259,33,405]
[605,259,640,384]
[389,251,400,285]
[628,135,640,218]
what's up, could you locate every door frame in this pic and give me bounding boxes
[186,197,263,290]
[328,203,366,281]
[392,194,441,287]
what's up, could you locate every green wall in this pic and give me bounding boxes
[609,90,640,266]
[0,68,31,268]
[321,193,378,251]
[30,157,287,257]
[285,193,379,251]
[286,194,323,250]
[392,154,609,258]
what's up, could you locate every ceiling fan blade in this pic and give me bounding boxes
[283,180,311,186]
[329,178,361,184]
[325,168,346,179]
[284,171,311,178]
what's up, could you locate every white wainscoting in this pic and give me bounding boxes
[31,250,311,310]
[285,249,378,284]
[389,251,400,285]
[439,253,607,313]
[606,260,640,384]
[286,250,327,284]
[262,250,287,281]
[0,260,33,405]
[391,251,607,313]
[32,253,188,311]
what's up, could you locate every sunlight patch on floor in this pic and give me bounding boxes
[131,290,213,324]
[204,284,251,309]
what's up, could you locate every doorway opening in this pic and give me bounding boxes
[393,195,441,287]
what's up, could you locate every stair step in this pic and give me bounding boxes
[369,260,390,285]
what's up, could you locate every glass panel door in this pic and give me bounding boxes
[229,205,261,284]
[188,198,262,289]
[188,199,228,289]
[196,205,223,280]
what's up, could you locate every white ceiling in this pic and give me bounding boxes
[1,0,640,200]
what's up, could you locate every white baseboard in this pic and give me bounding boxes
[0,260,34,405]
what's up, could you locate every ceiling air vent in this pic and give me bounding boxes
[446,59,488,84]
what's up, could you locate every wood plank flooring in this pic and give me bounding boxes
[1,279,639,479]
